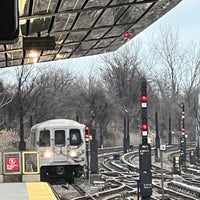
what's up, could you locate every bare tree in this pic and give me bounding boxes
[0,80,13,128]
[0,81,13,108]
[100,45,142,113]
[145,26,200,140]
[27,67,75,123]
[99,44,145,141]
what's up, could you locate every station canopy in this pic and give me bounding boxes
[0,0,181,68]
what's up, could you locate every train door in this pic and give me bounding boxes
[54,129,67,162]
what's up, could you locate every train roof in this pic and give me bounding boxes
[31,119,85,130]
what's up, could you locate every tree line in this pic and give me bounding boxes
[0,27,199,146]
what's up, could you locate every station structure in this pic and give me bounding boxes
[0,0,182,68]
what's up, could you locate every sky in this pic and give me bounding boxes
[1,0,200,81]
[134,0,199,44]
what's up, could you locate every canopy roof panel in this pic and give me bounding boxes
[0,0,181,68]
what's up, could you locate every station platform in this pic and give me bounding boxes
[0,182,59,200]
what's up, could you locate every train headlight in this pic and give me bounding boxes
[40,149,54,158]
[44,150,53,158]
[69,148,80,158]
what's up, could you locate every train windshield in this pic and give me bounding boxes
[69,129,81,146]
[39,130,50,147]
[55,130,65,146]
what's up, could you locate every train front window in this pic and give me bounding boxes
[69,129,81,146]
[55,130,65,146]
[39,130,50,147]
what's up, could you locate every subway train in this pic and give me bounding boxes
[29,119,87,183]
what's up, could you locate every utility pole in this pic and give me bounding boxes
[100,126,104,149]
[123,110,130,153]
[155,111,160,161]
[90,115,98,175]
[168,115,172,145]
[160,144,166,200]
[18,78,26,151]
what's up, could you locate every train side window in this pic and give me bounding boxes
[55,130,65,146]
[69,129,81,146]
[39,130,50,147]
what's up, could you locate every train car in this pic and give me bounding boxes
[29,119,86,183]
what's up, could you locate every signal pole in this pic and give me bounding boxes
[139,77,152,199]
[18,82,26,151]
[180,103,186,167]
[85,126,90,179]
[100,127,104,149]
[168,115,172,145]
[155,111,160,161]
[123,110,130,153]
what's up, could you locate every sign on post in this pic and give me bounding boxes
[3,152,21,174]
[160,144,166,151]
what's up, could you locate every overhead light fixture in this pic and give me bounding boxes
[23,36,56,50]
[55,54,63,59]
[29,50,39,63]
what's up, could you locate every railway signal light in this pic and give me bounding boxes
[141,77,148,139]
[141,95,147,104]
[141,79,147,108]
[180,103,186,163]
[181,103,185,134]
[124,32,130,41]
[85,126,90,142]
[141,124,148,131]
[181,127,185,132]
[141,123,148,137]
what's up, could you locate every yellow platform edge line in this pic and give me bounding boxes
[26,182,57,200]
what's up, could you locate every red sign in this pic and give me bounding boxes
[6,157,19,171]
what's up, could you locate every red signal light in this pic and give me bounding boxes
[85,126,89,131]
[182,128,185,132]
[124,32,130,41]
[141,95,147,103]
[141,124,148,131]
[85,134,90,139]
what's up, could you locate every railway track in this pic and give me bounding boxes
[52,144,200,200]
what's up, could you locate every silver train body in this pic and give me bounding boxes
[29,119,86,183]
